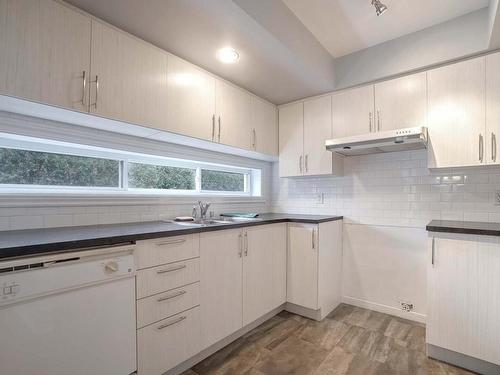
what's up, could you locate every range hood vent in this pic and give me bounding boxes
[326,127,428,156]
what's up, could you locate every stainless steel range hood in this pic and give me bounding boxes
[325,127,428,156]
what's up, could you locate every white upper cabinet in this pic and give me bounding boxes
[279,102,304,177]
[486,52,500,165]
[166,55,216,141]
[374,72,427,131]
[89,20,168,129]
[332,85,374,138]
[0,0,91,111]
[427,57,485,168]
[215,79,253,149]
[251,96,278,156]
[303,96,334,176]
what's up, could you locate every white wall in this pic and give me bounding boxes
[334,8,491,90]
[272,149,500,321]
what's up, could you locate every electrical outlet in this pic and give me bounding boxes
[399,301,414,312]
[495,190,500,205]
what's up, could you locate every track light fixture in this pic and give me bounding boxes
[372,0,388,16]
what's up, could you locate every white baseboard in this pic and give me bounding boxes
[342,296,426,324]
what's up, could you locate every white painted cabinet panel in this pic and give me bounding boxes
[427,233,500,366]
[90,20,168,130]
[278,102,304,177]
[332,85,374,138]
[200,229,243,348]
[0,0,91,111]
[427,57,485,168]
[287,223,319,310]
[374,72,427,131]
[251,96,278,155]
[486,52,500,165]
[166,55,216,140]
[216,79,253,149]
[243,224,286,325]
[303,95,334,176]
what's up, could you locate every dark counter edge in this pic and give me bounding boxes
[0,215,343,260]
[426,219,500,237]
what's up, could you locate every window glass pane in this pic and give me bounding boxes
[0,148,120,187]
[201,169,246,192]
[128,162,196,190]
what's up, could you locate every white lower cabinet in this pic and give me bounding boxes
[287,220,343,319]
[427,233,500,368]
[137,307,201,375]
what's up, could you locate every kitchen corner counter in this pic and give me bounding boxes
[426,220,500,237]
[0,213,342,260]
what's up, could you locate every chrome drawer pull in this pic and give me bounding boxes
[156,264,187,274]
[157,290,187,302]
[155,238,187,246]
[157,316,186,330]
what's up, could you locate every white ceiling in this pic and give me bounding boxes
[283,0,491,58]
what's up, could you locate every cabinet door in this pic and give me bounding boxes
[200,229,243,348]
[427,236,481,359]
[427,57,485,168]
[243,224,286,325]
[332,85,374,138]
[287,224,318,310]
[0,0,91,111]
[90,20,168,130]
[278,102,304,177]
[251,96,278,156]
[166,56,216,140]
[303,95,333,176]
[486,52,500,165]
[374,72,427,131]
[216,80,252,149]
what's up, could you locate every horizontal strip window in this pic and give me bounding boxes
[0,133,259,197]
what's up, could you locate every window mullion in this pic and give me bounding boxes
[195,167,201,193]
[122,160,129,190]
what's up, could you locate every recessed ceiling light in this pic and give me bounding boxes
[372,0,388,16]
[217,47,239,64]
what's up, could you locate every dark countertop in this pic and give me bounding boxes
[427,220,500,236]
[0,213,342,260]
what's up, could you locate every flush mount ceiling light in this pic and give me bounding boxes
[217,47,239,64]
[372,0,388,16]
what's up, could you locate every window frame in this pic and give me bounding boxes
[0,133,256,197]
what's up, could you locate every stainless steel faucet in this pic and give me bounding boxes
[197,201,211,220]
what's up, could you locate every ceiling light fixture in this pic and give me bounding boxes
[217,47,239,64]
[372,0,388,16]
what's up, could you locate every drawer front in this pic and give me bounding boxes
[138,306,201,375]
[136,258,200,299]
[137,282,200,329]
[135,234,200,270]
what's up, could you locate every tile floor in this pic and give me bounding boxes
[183,304,475,375]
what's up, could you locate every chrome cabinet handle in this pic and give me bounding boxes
[155,238,186,246]
[238,232,243,257]
[156,264,186,274]
[312,228,316,249]
[299,155,303,174]
[479,134,484,162]
[252,128,256,150]
[431,237,435,267]
[377,109,380,131]
[212,115,215,141]
[91,75,99,109]
[369,112,372,132]
[157,315,186,330]
[305,154,308,173]
[492,133,497,162]
[81,70,87,106]
[218,116,221,142]
[244,231,248,256]
[157,290,187,302]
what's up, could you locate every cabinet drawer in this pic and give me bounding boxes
[135,234,200,270]
[138,306,201,375]
[137,282,200,329]
[136,258,200,299]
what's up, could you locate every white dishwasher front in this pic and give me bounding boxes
[0,247,137,375]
